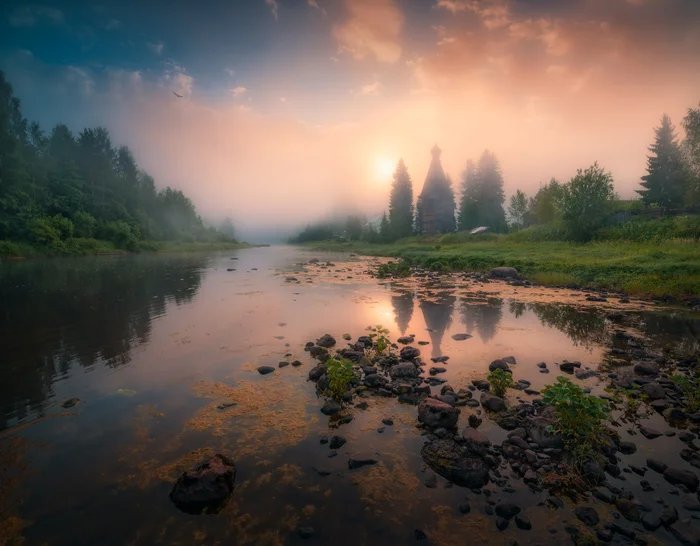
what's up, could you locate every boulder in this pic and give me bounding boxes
[480,393,506,412]
[418,398,460,428]
[642,382,667,400]
[257,366,275,375]
[316,334,336,348]
[308,364,327,381]
[364,374,389,388]
[390,362,420,379]
[400,346,420,360]
[664,467,699,492]
[421,439,490,488]
[633,362,659,376]
[525,416,564,449]
[489,359,510,372]
[575,506,600,527]
[170,454,236,513]
[490,267,519,279]
[320,399,341,415]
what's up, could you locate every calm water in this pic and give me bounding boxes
[1,247,699,545]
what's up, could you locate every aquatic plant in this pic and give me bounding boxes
[486,368,513,398]
[325,356,356,400]
[542,377,610,461]
[671,372,700,412]
[377,261,410,279]
[368,325,391,355]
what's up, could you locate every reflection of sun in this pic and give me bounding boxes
[375,157,394,181]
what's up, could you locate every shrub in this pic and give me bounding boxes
[101,220,139,251]
[29,215,74,250]
[542,377,610,461]
[368,325,390,355]
[72,211,96,238]
[671,372,700,412]
[559,163,615,241]
[325,356,356,400]
[0,240,21,257]
[377,261,410,279]
[487,368,513,398]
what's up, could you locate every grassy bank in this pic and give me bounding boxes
[0,238,255,259]
[306,237,700,297]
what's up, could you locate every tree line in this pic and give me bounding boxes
[0,71,235,255]
[290,100,700,244]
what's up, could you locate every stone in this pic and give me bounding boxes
[669,521,700,546]
[170,454,236,513]
[257,366,275,375]
[451,333,473,341]
[660,505,679,527]
[316,334,336,348]
[647,458,668,474]
[633,362,659,376]
[329,435,346,449]
[320,399,341,415]
[298,527,315,539]
[495,503,521,519]
[62,397,80,408]
[681,494,700,511]
[462,427,491,447]
[615,498,640,522]
[382,418,394,426]
[400,346,420,360]
[489,359,510,372]
[495,518,509,531]
[640,426,663,439]
[490,266,519,279]
[642,382,667,400]
[525,416,564,449]
[418,398,460,428]
[515,515,532,530]
[348,456,379,470]
[536,362,547,369]
[619,441,637,454]
[424,472,438,488]
[421,439,490,488]
[308,364,327,381]
[664,467,699,492]
[574,506,600,527]
[429,367,447,375]
[480,393,506,412]
[559,361,578,373]
[363,374,388,388]
[390,362,420,379]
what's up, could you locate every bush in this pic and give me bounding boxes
[29,215,74,250]
[507,222,568,243]
[595,215,700,243]
[325,356,356,400]
[560,163,615,241]
[542,377,610,461]
[0,240,21,256]
[100,220,139,251]
[72,211,96,238]
[487,368,513,398]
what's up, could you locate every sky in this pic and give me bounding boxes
[1,0,699,240]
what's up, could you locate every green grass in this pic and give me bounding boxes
[304,238,700,297]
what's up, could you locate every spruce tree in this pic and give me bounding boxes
[472,150,506,231]
[388,159,414,240]
[379,211,391,242]
[637,114,688,208]
[458,159,479,231]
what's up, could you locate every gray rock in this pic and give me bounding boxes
[257,366,275,375]
[424,472,438,488]
[669,520,700,546]
[681,494,700,511]
[421,439,490,488]
[390,362,420,379]
[348,456,378,470]
[316,334,336,348]
[170,454,236,513]
[525,416,564,449]
[642,382,667,400]
[451,333,473,341]
[400,346,420,360]
[490,266,519,279]
[640,426,663,439]
[515,515,531,530]
[308,364,327,381]
[664,467,699,492]
[329,435,346,449]
[575,506,600,527]
[418,398,460,428]
[633,362,659,376]
[363,374,388,388]
[480,393,506,412]
[495,503,521,519]
[489,359,510,372]
[615,498,640,522]
[320,399,341,415]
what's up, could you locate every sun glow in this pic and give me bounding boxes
[375,157,395,181]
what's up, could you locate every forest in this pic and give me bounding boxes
[0,71,236,257]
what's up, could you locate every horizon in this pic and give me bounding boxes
[2,0,699,241]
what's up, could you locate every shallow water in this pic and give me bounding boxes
[1,246,699,545]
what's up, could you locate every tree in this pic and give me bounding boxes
[220,217,236,239]
[637,114,688,208]
[507,190,528,230]
[379,211,391,242]
[682,103,700,207]
[346,215,363,241]
[388,159,414,239]
[458,159,479,231]
[560,163,615,241]
[528,178,563,224]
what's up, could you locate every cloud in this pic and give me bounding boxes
[159,61,193,97]
[333,0,403,63]
[65,66,95,97]
[147,42,165,55]
[105,19,121,30]
[265,0,279,20]
[436,0,511,29]
[231,86,247,97]
[307,0,327,15]
[224,68,235,77]
[355,81,383,96]
[9,5,63,27]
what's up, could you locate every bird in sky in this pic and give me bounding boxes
[173,91,183,98]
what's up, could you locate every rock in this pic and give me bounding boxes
[525,416,564,449]
[495,518,509,531]
[581,459,605,485]
[421,439,490,488]
[278,361,290,368]
[559,361,579,373]
[348,456,378,470]
[382,418,394,426]
[62,397,80,408]
[642,382,667,400]
[309,345,329,359]
[508,435,529,450]
[640,426,663,439]
[615,498,640,522]
[495,503,521,519]
[472,379,490,390]
[257,366,275,375]
[489,359,510,372]
[633,362,659,376]
[291,360,303,367]
[664,467,699,492]
[462,427,491,447]
[515,515,532,530]
[414,529,427,540]
[641,513,662,531]
[480,393,506,412]
[596,529,614,542]
[575,368,599,380]
[459,499,471,514]
[619,441,637,454]
[400,346,420,360]
[170,454,236,513]
[669,520,700,546]
[575,506,600,527]
[298,527,315,539]
[363,374,388,388]
[316,334,336,348]
[355,401,369,410]
[490,266,519,279]
[429,367,447,375]
[320,399,341,415]
[329,435,346,449]
[397,335,414,344]
[660,505,679,527]
[424,472,438,488]
[681,494,700,511]
[418,398,460,428]
[536,362,547,369]
[503,356,517,366]
[664,407,687,422]
[451,333,473,341]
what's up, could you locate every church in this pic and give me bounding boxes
[417,145,456,235]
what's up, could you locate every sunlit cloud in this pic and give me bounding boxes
[354,81,383,96]
[307,0,327,15]
[333,0,403,63]
[231,86,247,97]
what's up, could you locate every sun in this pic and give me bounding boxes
[374,157,395,181]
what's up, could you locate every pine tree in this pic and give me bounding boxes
[458,159,479,231]
[388,159,414,240]
[379,211,391,242]
[507,190,528,229]
[637,114,688,208]
[476,150,506,232]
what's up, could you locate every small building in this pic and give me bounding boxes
[417,145,456,235]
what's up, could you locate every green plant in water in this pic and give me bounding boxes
[368,325,390,355]
[671,373,700,412]
[542,377,610,462]
[377,261,410,279]
[487,368,513,398]
[325,356,356,400]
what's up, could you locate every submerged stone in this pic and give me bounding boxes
[170,454,236,514]
[421,439,489,488]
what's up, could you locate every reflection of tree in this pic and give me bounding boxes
[0,254,207,430]
[419,293,456,358]
[460,299,503,343]
[509,301,526,319]
[636,312,700,351]
[391,290,414,335]
[528,303,607,348]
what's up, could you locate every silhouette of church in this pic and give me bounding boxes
[417,145,456,235]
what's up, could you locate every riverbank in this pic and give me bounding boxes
[304,239,700,298]
[0,239,259,259]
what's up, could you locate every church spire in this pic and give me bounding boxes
[431,144,441,159]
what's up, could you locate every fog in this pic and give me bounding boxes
[3,0,699,241]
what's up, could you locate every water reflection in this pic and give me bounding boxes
[460,300,503,342]
[391,289,414,335]
[0,254,208,430]
[528,303,608,349]
[419,293,456,358]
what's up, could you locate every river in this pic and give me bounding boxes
[1,246,699,545]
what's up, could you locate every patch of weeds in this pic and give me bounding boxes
[487,368,513,398]
[377,261,410,279]
[671,372,700,412]
[368,325,391,355]
[325,356,356,400]
[542,377,610,464]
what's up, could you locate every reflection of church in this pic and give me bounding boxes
[391,290,414,335]
[419,294,456,358]
[417,145,456,235]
